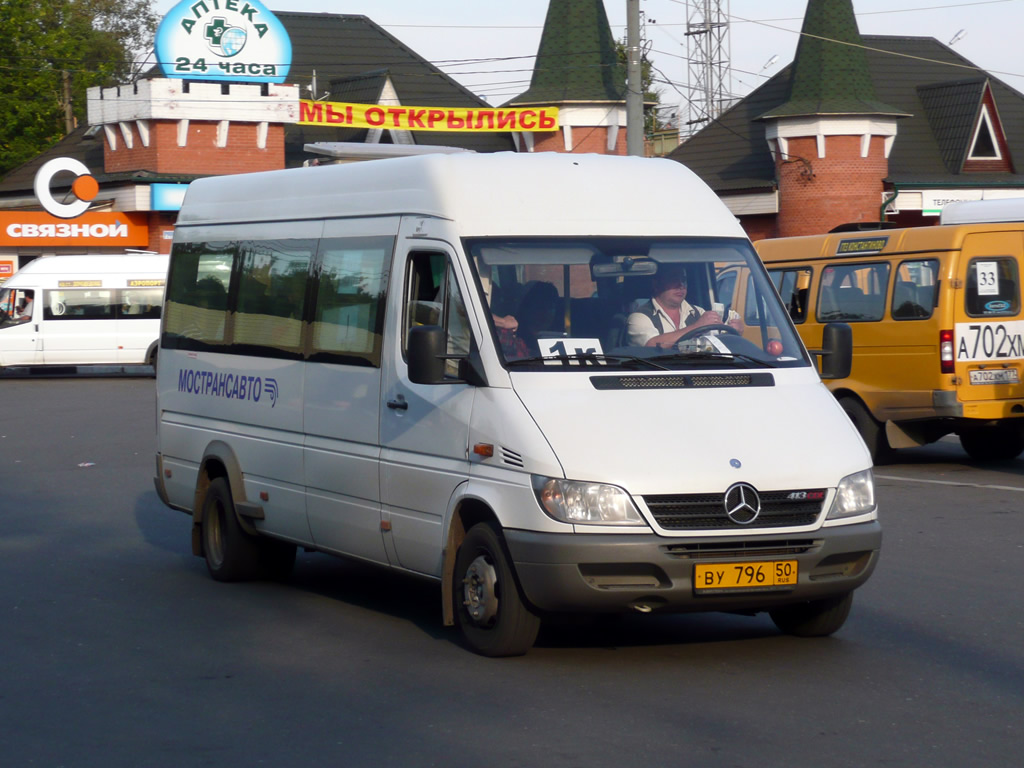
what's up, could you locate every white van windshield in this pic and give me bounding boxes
[466,236,809,371]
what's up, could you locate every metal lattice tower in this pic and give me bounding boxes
[684,0,732,136]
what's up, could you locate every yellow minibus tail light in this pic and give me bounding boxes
[940,330,955,374]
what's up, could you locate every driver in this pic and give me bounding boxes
[626,265,739,348]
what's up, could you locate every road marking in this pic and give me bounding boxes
[874,473,1024,493]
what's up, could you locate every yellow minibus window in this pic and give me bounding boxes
[768,267,812,323]
[891,259,938,320]
[965,257,1019,317]
[818,263,890,323]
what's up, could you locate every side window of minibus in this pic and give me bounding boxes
[965,257,1020,317]
[891,259,939,320]
[767,268,812,323]
[234,239,315,357]
[0,288,34,327]
[404,251,470,376]
[43,290,115,320]
[119,288,163,320]
[164,243,235,347]
[817,263,889,322]
[310,236,392,367]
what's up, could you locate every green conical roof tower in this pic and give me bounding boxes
[760,0,906,119]
[508,0,625,105]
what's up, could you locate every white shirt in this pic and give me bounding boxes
[627,298,704,346]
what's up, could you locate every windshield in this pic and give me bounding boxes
[466,236,809,371]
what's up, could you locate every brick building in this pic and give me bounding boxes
[505,0,628,155]
[0,12,514,268]
[669,0,1024,240]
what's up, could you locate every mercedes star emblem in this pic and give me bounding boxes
[723,482,761,525]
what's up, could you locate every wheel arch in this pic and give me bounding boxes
[440,491,501,627]
[192,441,248,526]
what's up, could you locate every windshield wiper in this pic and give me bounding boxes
[506,352,670,370]
[650,350,775,368]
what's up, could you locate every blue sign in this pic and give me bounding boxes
[155,0,292,83]
[151,183,188,212]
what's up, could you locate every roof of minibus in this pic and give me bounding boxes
[3,254,168,285]
[174,152,747,239]
[754,221,1024,263]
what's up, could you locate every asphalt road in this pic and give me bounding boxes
[1,377,1021,767]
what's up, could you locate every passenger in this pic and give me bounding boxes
[493,313,518,331]
[627,265,740,348]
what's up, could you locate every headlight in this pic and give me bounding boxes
[827,469,875,520]
[532,476,645,526]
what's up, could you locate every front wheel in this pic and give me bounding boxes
[769,592,853,637]
[454,522,541,657]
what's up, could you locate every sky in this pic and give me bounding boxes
[150,0,1024,121]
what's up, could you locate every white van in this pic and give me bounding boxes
[0,254,167,370]
[154,152,879,656]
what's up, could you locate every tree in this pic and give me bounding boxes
[0,0,157,179]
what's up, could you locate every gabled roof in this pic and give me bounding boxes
[760,0,904,119]
[0,12,513,194]
[918,78,988,173]
[507,0,625,105]
[669,35,1024,193]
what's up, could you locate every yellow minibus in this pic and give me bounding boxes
[753,201,1024,462]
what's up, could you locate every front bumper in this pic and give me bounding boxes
[505,522,881,614]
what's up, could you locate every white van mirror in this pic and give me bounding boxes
[408,325,449,384]
[816,322,853,379]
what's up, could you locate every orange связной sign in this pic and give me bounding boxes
[0,212,150,247]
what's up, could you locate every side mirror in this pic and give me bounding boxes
[408,325,448,384]
[816,322,853,380]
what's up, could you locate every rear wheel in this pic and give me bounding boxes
[959,425,1024,461]
[839,397,892,464]
[769,592,853,637]
[201,478,262,582]
[454,522,541,657]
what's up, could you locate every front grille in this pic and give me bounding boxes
[590,372,775,390]
[642,489,825,530]
[663,539,821,560]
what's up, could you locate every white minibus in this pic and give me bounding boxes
[0,254,167,371]
[154,152,879,656]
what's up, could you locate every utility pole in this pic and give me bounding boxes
[626,0,644,156]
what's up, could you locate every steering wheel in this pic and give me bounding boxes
[677,322,740,342]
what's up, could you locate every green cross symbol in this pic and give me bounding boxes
[205,18,227,46]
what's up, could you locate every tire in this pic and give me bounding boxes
[839,397,892,464]
[770,592,853,637]
[959,425,1024,461]
[201,477,262,582]
[454,522,541,657]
